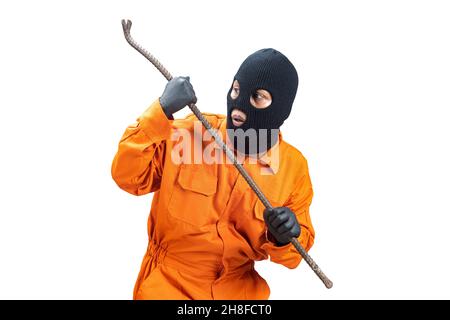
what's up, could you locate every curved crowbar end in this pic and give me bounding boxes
[121,19,132,34]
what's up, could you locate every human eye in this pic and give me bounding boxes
[255,93,265,101]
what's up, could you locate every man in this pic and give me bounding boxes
[111,48,315,299]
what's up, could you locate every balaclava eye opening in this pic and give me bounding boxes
[226,48,299,155]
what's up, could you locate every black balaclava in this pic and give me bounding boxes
[227,48,299,155]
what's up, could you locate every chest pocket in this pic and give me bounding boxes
[168,164,218,227]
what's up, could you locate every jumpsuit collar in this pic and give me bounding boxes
[212,118,281,175]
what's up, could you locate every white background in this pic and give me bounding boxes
[1,0,449,299]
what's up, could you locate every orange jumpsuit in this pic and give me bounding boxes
[111,99,315,299]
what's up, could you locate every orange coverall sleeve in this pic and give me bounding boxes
[260,159,315,269]
[111,99,171,196]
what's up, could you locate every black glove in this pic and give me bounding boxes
[263,206,300,246]
[159,76,197,118]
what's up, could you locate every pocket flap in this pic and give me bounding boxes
[177,165,217,196]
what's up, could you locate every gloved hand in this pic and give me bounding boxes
[159,76,197,118]
[263,206,300,246]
